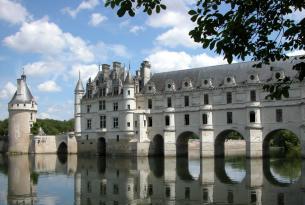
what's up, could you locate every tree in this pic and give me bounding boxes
[105,0,305,99]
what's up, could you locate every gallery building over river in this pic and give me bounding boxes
[75,57,305,158]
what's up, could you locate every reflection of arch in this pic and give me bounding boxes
[97,137,106,156]
[215,130,245,157]
[215,157,246,184]
[176,131,199,157]
[97,156,106,174]
[149,135,164,157]
[263,158,301,187]
[148,157,164,178]
[263,129,300,158]
[176,157,195,181]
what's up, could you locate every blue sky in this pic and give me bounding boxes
[0,0,304,120]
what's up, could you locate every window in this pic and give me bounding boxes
[184,114,190,125]
[148,184,153,196]
[113,87,119,95]
[127,104,130,110]
[100,115,106,128]
[127,122,130,127]
[100,88,106,97]
[167,97,172,107]
[113,117,118,128]
[128,90,130,95]
[249,111,256,123]
[86,135,89,140]
[250,90,256,102]
[203,188,208,202]
[116,135,119,142]
[148,99,152,109]
[87,104,91,113]
[99,100,106,110]
[226,92,232,104]
[202,114,208,124]
[227,112,233,124]
[87,182,91,193]
[165,116,170,126]
[227,190,233,204]
[113,184,119,194]
[184,96,189,106]
[134,121,138,128]
[276,109,283,122]
[204,94,209,105]
[30,113,33,120]
[113,102,118,111]
[277,193,284,205]
[144,120,146,127]
[148,117,152,127]
[166,187,171,198]
[87,119,92,129]
[185,187,190,199]
[251,191,257,203]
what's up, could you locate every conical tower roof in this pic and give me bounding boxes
[75,72,84,92]
[9,74,35,104]
[124,71,133,85]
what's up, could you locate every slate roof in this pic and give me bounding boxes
[148,58,302,92]
[9,78,34,104]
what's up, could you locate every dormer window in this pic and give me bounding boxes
[148,86,152,90]
[165,80,175,91]
[275,72,281,79]
[184,82,189,87]
[249,75,255,80]
[226,77,231,83]
[204,80,208,85]
[168,84,171,89]
[224,76,236,86]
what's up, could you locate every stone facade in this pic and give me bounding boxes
[77,57,305,158]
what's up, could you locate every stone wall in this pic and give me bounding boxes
[224,140,246,156]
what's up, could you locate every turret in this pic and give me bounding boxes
[8,73,37,153]
[74,72,85,139]
[122,71,135,131]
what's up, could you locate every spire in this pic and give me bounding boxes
[75,71,84,92]
[124,71,133,85]
[9,72,34,104]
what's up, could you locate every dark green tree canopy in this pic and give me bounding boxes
[105,0,305,99]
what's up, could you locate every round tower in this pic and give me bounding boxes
[122,71,135,132]
[8,73,37,153]
[74,72,85,138]
[140,60,151,87]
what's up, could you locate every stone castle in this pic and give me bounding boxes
[6,57,305,157]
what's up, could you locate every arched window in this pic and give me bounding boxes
[165,116,170,126]
[202,114,208,124]
[250,111,256,123]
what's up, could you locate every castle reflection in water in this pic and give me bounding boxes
[0,155,305,205]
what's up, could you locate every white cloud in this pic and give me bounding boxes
[129,25,145,34]
[24,61,65,77]
[0,0,30,24]
[89,13,107,27]
[146,0,197,49]
[70,64,99,81]
[3,17,94,62]
[287,50,305,56]
[0,82,16,99]
[156,27,199,48]
[38,112,51,119]
[146,50,228,73]
[38,81,61,92]
[63,0,100,18]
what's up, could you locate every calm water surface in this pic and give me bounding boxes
[0,155,304,205]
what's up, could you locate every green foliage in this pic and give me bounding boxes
[105,0,305,99]
[226,131,243,140]
[0,119,8,140]
[31,119,74,135]
[270,158,301,181]
[30,171,39,185]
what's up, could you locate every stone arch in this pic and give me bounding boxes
[263,129,300,158]
[176,131,200,157]
[215,129,245,157]
[149,134,164,157]
[57,142,67,154]
[97,137,106,156]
